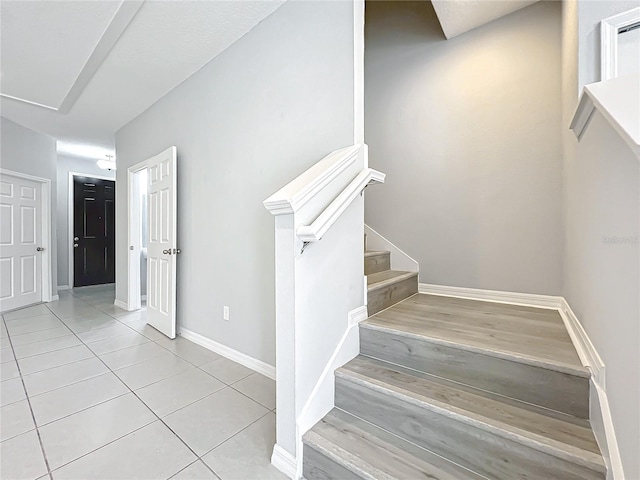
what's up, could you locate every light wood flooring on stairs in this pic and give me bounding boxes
[304,280,605,480]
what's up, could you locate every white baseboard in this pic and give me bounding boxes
[559,300,622,479]
[50,295,59,302]
[57,285,70,291]
[179,327,275,380]
[114,299,130,311]
[297,305,366,436]
[348,304,368,327]
[271,444,297,479]
[418,283,563,310]
[558,299,605,384]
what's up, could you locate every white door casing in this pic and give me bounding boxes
[145,147,178,338]
[0,174,43,311]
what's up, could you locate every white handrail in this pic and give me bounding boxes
[296,168,385,245]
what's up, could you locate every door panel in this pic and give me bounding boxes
[73,177,115,287]
[0,174,42,312]
[145,147,177,339]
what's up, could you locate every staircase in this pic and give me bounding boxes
[364,250,418,316]
[302,250,605,479]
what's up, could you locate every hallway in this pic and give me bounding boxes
[1,285,283,480]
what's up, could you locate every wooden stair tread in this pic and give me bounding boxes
[304,408,484,480]
[364,250,389,257]
[337,356,605,472]
[363,294,587,376]
[366,270,417,289]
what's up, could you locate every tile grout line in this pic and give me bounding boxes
[80,297,277,476]
[43,301,207,474]
[2,316,55,480]
[11,291,276,479]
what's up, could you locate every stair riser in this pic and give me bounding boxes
[359,327,590,418]
[335,378,604,480]
[364,253,390,275]
[303,444,362,480]
[367,275,418,316]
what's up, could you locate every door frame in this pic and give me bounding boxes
[0,168,54,305]
[126,158,152,312]
[68,171,116,290]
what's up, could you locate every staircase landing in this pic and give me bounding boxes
[365,293,583,373]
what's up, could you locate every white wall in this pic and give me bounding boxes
[115,0,355,367]
[56,154,115,288]
[562,3,640,477]
[364,1,563,295]
[0,117,58,295]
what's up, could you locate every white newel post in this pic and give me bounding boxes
[263,145,374,478]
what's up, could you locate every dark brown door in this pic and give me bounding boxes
[73,176,115,287]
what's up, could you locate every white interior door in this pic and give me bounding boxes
[146,147,178,338]
[0,174,43,312]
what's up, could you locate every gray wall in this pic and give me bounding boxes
[562,2,640,477]
[364,1,563,295]
[564,110,639,479]
[0,117,58,295]
[56,154,115,288]
[115,0,355,366]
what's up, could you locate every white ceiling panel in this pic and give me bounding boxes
[0,0,123,108]
[0,0,285,155]
[432,0,540,39]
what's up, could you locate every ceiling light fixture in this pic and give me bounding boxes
[97,154,116,171]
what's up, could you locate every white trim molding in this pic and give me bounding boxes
[570,78,640,159]
[179,327,275,380]
[296,168,384,243]
[297,305,366,433]
[418,283,563,310]
[263,145,362,216]
[113,299,130,311]
[271,444,297,479]
[601,7,640,82]
[558,300,623,479]
[57,285,70,291]
[569,92,596,141]
[557,299,605,384]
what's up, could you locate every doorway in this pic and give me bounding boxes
[127,146,178,339]
[0,169,53,312]
[71,175,116,287]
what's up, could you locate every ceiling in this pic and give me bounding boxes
[431,0,540,39]
[0,0,285,160]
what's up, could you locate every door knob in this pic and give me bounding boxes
[173,248,181,254]
[74,237,79,241]
[73,244,78,248]
[162,249,171,255]
[36,247,45,252]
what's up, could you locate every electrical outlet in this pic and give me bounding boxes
[223,306,230,321]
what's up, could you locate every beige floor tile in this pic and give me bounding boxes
[163,387,268,456]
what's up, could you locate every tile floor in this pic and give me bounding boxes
[0,285,285,480]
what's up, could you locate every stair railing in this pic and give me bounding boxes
[296,167,385,253]
[263,144,385,477]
